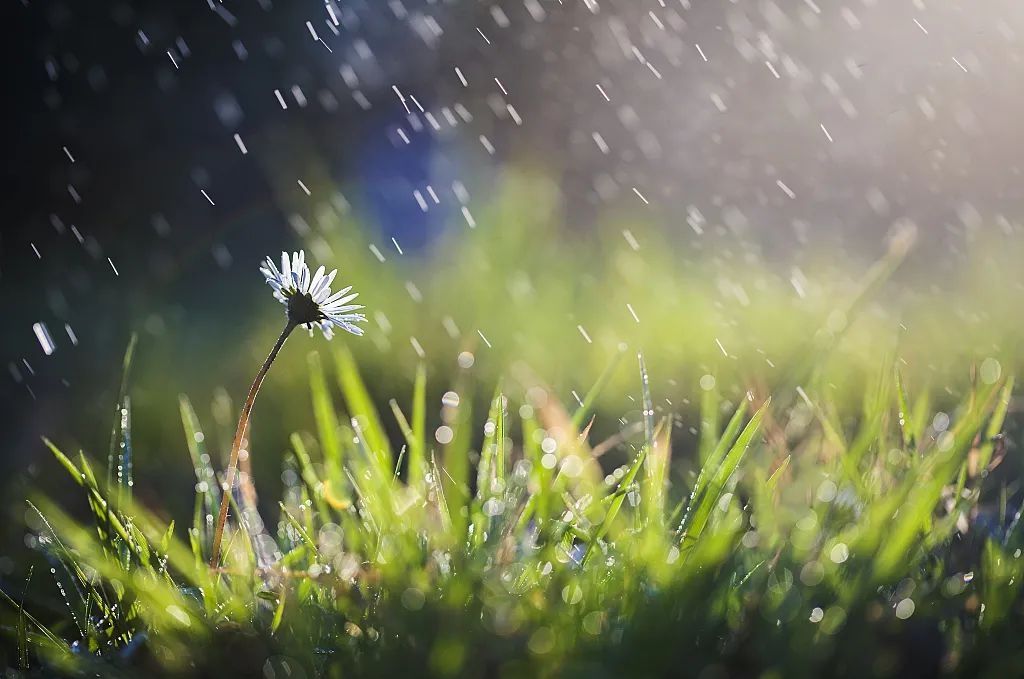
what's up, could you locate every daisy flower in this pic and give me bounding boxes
[260,250,366,338]
[209,250,366,569]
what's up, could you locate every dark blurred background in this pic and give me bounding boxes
[6,0,1024,556]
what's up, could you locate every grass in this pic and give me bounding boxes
[5,317,1024,677]
[7,172,1024,675]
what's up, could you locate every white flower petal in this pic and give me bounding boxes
[309,266,325,295]
[265,256,281,279]
[336,320,364,336]
[322,285,353,305]
[311,269,336,300]
[322,293,359,310]
[324,305,364,318]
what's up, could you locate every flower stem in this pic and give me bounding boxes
[209,320,297,569]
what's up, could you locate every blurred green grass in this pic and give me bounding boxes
[9,169,1024,675]
[9,327,1024,676]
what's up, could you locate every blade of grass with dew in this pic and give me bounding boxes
[679,399,769,552]
[179,395,218,548]
[635,353,666,532]
[907,384,932,453]
[980,538,1024,629]
[765,455,791,496]
[389,399,418,469]
[871,383,997,582]
[583,446,647,565]
[279,501,319,557]
[42,439,146,565]
[697,379,721,465]
[16,567,32,670]
[290,432,332,522]
[0,578,70,662]
[411,363,427,487]
[114,395,133,513]
[30,497,212,647]
[471,385,505,550]
[333,344,392,473]
[895,367,914,449]
[478,385,506,495]
[680,399,749,537]
[347,414,400,542]
[976,376,1014,472]
[25,500,93,637]
[428,452,453,538]
[798,383,866,498]
[106,334,137,490]
[643,418,671,534]
[519,410,550,532]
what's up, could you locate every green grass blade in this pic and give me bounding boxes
[679,399,769,551]
[411,363,427,487]
[106,334,137,489]
[309,351,343,481]
[894,367,913,449]
[977,376,1014,472]
[333,344,392,471]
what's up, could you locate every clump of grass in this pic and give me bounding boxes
[6,329,1024,677]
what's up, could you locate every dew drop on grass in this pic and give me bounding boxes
[816,480,838,503]
[980,358,1002,384]
[561,584,583,605]
[401,588,425,611]
[582,611,604,635]
[937,431,955,452]
[483,498,504,517]
[560,455,583,478]
[800,562,825,587]
[895,598,915,620]
[435,426,454,445]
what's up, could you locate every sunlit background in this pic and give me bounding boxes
[6,0,1024,541]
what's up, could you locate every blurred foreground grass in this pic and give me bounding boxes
[6,336,1024,677]
[8,172,1024,675]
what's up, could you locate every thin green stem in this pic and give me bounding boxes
[209,320,296,568]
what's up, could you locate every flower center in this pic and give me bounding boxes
[286,292,323,325]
